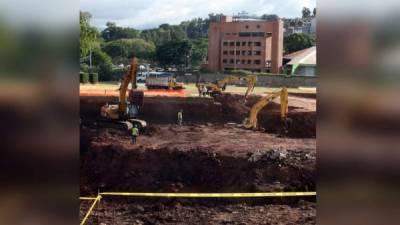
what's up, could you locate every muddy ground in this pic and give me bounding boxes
[80,201,316,225]
[80,94,316,224]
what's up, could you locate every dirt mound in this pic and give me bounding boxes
[80,145,315,197]
[214,93,316,138]
[214,93,249,119]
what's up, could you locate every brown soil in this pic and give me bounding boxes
[80,94,316,138]
[80,93,316,224]
[80,201,316,225]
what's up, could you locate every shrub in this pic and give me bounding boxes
[80,63,89,73]
[110,67,128,80]
[91,48,113,81]
[89,72,99,84]
[199,67,212,73]
[80,72,89,83]
[225,69,253,76]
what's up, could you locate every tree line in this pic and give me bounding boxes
[80,12,222,80]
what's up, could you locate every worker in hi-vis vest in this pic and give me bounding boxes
[131,125,139,144]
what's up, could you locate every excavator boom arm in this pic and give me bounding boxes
[217,75,241,90]
[243,87,288,129]
[243,75,257,99]
[118,57,138,115]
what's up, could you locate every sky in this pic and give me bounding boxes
[81,0,316,30]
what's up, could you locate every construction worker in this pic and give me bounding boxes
[202,85,207,97]
[177,109,183,126]
[131,125,139,144]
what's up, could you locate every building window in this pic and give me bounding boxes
[266,32,272,37]
[241,51,246,55]
[251,32,265,37]
[236,50,240,55]
[229,59,234,64]
[257,24,260,28]
[223,50,228,55]
[222,59,227,63]
[226,33,231,35]
[241,60,246,64]
[230,42,234,46]
[248,42,253,46]
[245,25,249,29]
[254,51,261,55]
[238,32,251,37]
[254,60,261,65]
[247,60,252,64]
[255,42,261,46]
[225,68,233,71]
[232,33,237,35]
[229,50,234,55]
[242,41,246,46]
[247,50,252,55]
[236,41,240,46]
[239,32,265,37]
[236,59,241,64]
[223,42,228,46]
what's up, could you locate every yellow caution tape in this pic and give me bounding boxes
[80,196,98,200]
[79,192,316,225]
[99,192,316,198]
[80,195,101,225]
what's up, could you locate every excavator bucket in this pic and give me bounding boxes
[129,89,144,109]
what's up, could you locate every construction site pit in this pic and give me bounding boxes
[80,93,316,224]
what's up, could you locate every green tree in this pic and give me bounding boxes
[302,7,311,18]
[261,14,280,21]
[208,13,224,22]
[91,48,113,81]
[102,38,155,63]
[284,33,315,53]
[101,22,140,41]
[140,25,186,46]
[80,11,98,58]
[155,40,192,69]
[190,38,208,68]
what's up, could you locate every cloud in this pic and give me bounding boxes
[81,0,316,29]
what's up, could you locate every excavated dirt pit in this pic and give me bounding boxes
[81,93,316,138]
[80,94,316,224]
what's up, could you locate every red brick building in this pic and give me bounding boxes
[207,16,283,73]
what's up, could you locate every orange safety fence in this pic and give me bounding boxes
[80,89,186,97]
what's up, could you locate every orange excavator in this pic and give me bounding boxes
[100,57,147,130]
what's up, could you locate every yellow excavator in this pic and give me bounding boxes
[100,57,147,130]
[196,75,257,98]
[243,87,289,129]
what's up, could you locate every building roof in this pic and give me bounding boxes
[285,46,316,66]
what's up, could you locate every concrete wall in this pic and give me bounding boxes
[176,73,316,88]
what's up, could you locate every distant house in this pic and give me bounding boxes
[283,17,316,36]
[283,46,316,76]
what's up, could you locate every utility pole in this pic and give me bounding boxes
[89,47,92,67]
